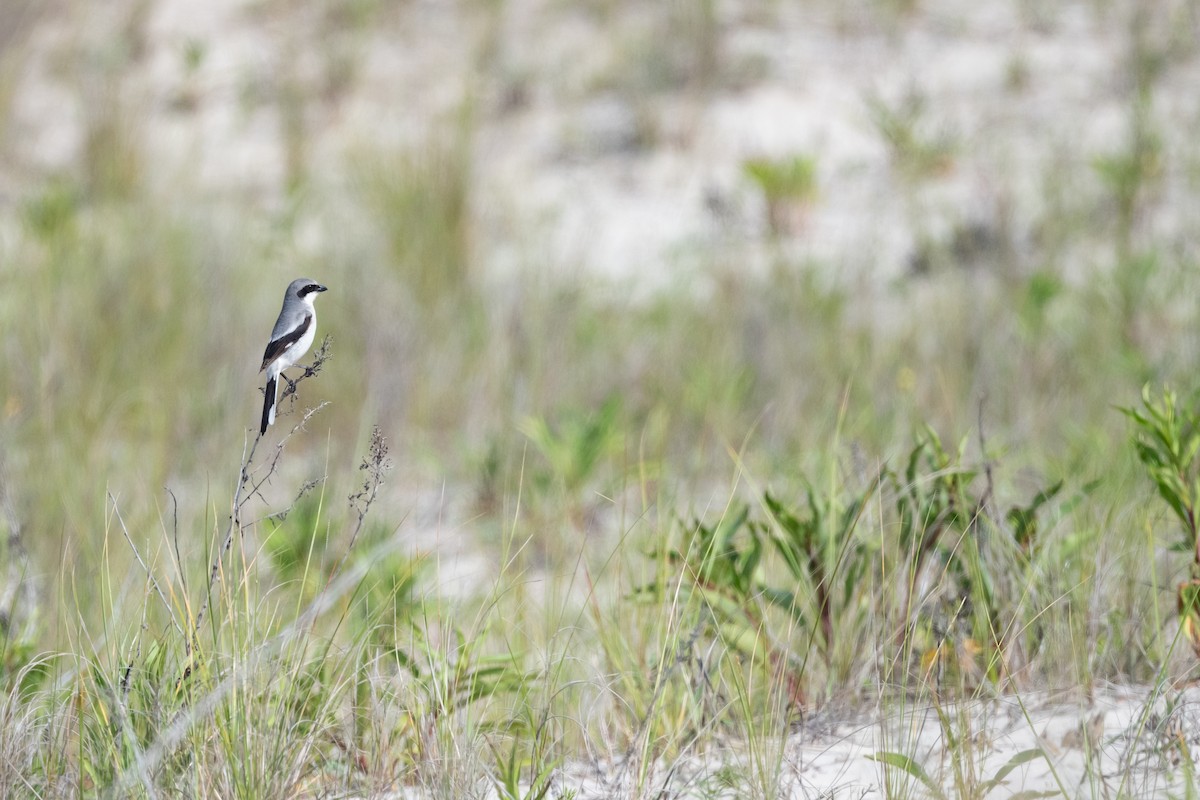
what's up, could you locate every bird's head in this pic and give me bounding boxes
[289,278,328,304]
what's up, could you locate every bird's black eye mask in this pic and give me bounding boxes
[299,283,327,297]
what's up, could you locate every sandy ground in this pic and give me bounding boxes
[531,685,1200,798]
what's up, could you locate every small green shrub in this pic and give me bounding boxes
[1123,384,1200,658]
[742,155,817,235]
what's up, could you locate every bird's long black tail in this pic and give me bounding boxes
[260,374,277,435]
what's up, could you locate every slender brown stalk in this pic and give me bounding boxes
[184,339,331,668]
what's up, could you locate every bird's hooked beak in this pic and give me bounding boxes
[315,284,328,293]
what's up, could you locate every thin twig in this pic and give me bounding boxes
[252,477,327,526]
[120,605,148,700]
[311,426,392,629]
[165,487,187,600]
[189,402,329,656]
[278,336,332,411]
[977,394,995,521]
[185,342,331,667]
[344,425,392,554]
[110,493,187,645]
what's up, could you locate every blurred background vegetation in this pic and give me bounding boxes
[3,0,1200,794]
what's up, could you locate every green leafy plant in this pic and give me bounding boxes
[1007,480,1065,554]
[638,505,799,706]
[889,428,983,648]
[760,474,879,681]
[520,396,623,496]
[887,427,1062,685]
[871,746,1051,800]
[1123,384,1200,657]
[633,481,861,703]
[487,736,560,800]
[742,155,818,235]
[864,88,956,181]
[665,506,770,657]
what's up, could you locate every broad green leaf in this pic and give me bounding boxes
[980,747,1048,791]
[869,751,948,800]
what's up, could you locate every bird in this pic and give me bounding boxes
[259,278,327,435]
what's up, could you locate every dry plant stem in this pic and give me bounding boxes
[278,336,331,409]
[109,493,187,646]
[188,402,329,654]
[976,395,995,515]
[250,477,326,527]
[331,426,391,577]
[299,427,391,640]
[187,339,331,657]
[186,432,260,658]
[165,487,187,601]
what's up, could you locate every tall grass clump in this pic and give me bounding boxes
[351,116,475,311]
[0,368,538,797]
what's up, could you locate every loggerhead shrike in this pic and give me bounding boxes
[259,278,327,435]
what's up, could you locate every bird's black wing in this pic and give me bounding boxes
[259,312,312,372]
